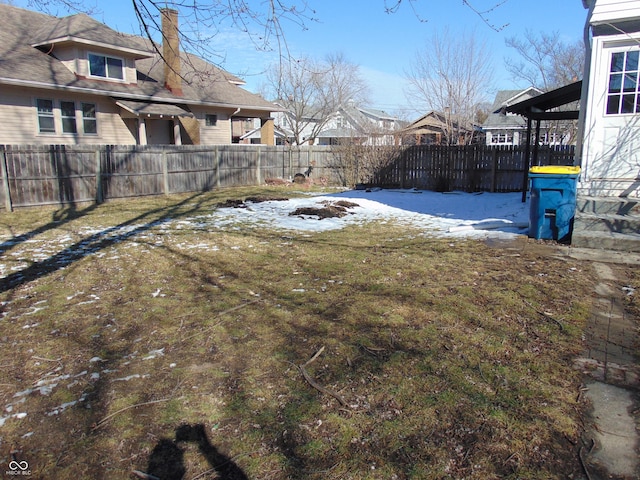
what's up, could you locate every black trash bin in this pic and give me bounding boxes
[528,166,581,242]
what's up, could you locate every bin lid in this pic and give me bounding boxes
[529,165,581,175]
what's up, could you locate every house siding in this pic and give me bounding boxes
[0,85,137,145]
[191,107,232,144]
[590,0,640,24]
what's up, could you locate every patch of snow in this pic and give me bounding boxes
[143,348,165,360]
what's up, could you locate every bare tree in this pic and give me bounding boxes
[405,29,494,145]
[266,53,369,145]
[21,0,318,66]
[22,0,512,67]
[505,30,584,90]
[505,30,584,146]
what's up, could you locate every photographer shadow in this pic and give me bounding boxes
[143,423,248,480]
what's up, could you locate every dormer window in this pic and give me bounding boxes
[88,53,124,80]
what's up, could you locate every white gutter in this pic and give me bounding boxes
[575,0,596,165]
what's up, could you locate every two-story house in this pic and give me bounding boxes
[0,4,277,146]
[315,103,402,146]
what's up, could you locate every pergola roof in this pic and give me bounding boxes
[504,81,582,120]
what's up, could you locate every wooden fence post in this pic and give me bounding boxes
[256,146,262,185]
[0,145,13,212]
[162,148,170,195]
[491,147,498,193]
[95,147,103,204]
[215,146,221,188]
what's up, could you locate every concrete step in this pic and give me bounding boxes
[577,195,640,216]
[573,212,640,234]
[571,229,640,252]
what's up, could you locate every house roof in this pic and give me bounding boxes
[0,4,276,112]
[115,99,194,118]
[31,12,153,57]
[317,127,365,139]
[400,111,472,135]
[482,87,543,130]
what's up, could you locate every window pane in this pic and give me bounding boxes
[60,101,75,117]
[609,73,622,93]
[607,95,620,114]
[624,72,637,92]
[89,54,106,77]
[38,116,55,133]
[611,52,625,72]
[62,117,77,133]
[83,119,97,134]
[37,98,53,113]
[82,103,96,118]
[621,94,636,113]
[626,50,639,71]
[106,57,123,79]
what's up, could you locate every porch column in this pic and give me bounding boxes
[260,117,275,146]
[138,118,148,145]
[173,120,182,145]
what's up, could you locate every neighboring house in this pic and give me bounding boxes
[316,102,402,146]
[483,88,543,145]
[579,0,640,197]
[271,101,323,145]
[0,4,277,146]
[316,103,403,146]
[271,100,403,146]
[239,120,294,145]
[399,111,478,145]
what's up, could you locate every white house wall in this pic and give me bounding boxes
[580,29,640,197]
[590,0,640,24]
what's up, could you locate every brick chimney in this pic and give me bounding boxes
[161,8,182,96]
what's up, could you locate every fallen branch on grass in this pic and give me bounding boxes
[578,438,595,480]
[92,397,183,431]
[131,470,160,480]
[180,298,262,342]
[298,347,347,407]
[524,300,565,331]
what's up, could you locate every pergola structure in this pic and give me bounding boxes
[503,81,582,201]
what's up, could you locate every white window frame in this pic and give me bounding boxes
[36,98,55,134]
[205,114,218,127]
[81,103,98,135]
[60,100,77,134]
[34,99,99,136]
[87,52,125,81]
[605,47,640,116]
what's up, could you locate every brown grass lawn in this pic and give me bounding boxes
[0,187,601,479]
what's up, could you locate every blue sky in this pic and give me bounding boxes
[11,0,588,116]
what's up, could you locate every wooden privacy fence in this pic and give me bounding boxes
[0,143,575,210]
[0,144,337,210]
[374,144,575,192]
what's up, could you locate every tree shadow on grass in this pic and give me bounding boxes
[0,193,210,294]
[143,424,248,480]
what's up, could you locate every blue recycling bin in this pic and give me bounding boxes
[528,166,581,242]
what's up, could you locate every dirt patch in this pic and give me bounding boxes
[217,196,289,208]
[289,200,360,219]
